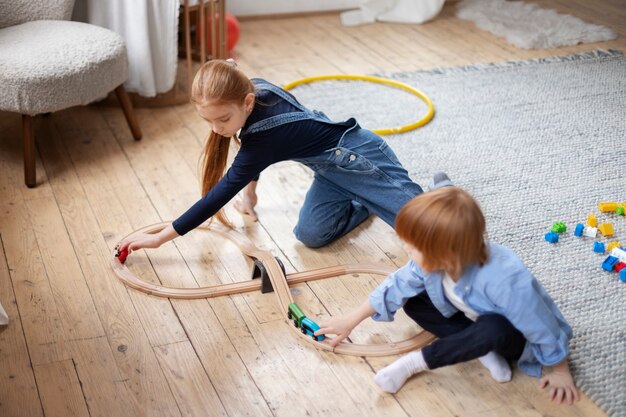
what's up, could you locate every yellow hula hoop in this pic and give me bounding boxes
[283,74,435,135]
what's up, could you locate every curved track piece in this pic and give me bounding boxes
[112,222,435,357]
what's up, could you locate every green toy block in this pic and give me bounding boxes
[616,206,625,215]
[551,221,567,234]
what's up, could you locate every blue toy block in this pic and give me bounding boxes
[574,223,584,237]
[545,232,559,243]
[620,269,626,282]
[593,242,605,253]
[602,255,619,272]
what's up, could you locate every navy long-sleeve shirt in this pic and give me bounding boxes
[172,79,350,235]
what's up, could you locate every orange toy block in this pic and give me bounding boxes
[587,213,597,227]
[598,223,614,236]
[598,202,617,212]
[608,242,622,251]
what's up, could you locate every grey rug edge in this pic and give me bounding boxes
[376,48,623,78]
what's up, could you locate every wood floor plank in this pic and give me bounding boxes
[0,120,72,367]
[25,196,105,341]
[70,337,138,417]
[154,341,228,417]
[0,235,44,417]
[169,298,274,417]
[34,360,90,417]
[0,189,70,366]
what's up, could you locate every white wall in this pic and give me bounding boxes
[227,0,361,17]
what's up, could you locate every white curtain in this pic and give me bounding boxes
[73,0,179,97]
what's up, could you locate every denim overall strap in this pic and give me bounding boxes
[242,80,319,136]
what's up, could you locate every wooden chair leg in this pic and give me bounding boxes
[22,115,36,188]
[199,0,206,64]
[183,0,193,96]
[114,85,142,140]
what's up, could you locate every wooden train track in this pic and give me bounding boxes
[111,222,435,356]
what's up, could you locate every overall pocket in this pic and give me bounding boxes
[327,147,377,175]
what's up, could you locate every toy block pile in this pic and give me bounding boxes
[545,201,626,282]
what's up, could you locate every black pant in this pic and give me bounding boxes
[403,292,526,369]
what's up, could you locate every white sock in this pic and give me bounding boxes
[478,351,512,383]
[374,351,428,393]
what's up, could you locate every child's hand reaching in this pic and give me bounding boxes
[314,300,376,348]
[538,360,580,405]
[315,315,358,348]
[117,232,163,254]
[234,182,258,221]
[116,223,180,258]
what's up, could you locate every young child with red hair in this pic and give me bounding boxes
[315,187,579,405]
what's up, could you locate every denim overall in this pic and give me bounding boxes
[241,80,424,247]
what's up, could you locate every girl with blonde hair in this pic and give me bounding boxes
[118,59,449,252]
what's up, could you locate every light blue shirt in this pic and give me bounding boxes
[369,242,572,377]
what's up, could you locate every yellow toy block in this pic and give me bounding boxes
[608,242,622,251]
[598,222,614,237]
[587,213,597,227]
[598,202,617,212]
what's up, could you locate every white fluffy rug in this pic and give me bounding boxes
[456,0,617,49]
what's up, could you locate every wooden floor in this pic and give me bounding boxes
[1,1,623,416]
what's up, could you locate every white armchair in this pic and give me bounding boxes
[0,0,142,187]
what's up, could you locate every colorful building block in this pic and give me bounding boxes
[583,226,597,238]
[620,269,626,282]
[593,242,605,253]
[574,223,584,237]
[615,262,626,273]
[611,247,626,263]
[602,255,619,271]
[607,242,622,251]
[598,223,614,237]
[545,232,559,243]
[587,213,597,227]
[616,206,625,215]
[598,202,617,212]
[551,221,566,233]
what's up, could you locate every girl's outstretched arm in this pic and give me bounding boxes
[117,223,180,254]
[539,358,580,405]
[315,300,376,347]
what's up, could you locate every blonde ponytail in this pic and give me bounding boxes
[191,60,254,227]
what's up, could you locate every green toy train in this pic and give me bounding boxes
[287,303,325,342]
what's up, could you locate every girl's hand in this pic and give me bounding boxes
[314,315,359,348]
[234,182,258,221]
[116,223,178,262]
[117,232,163,254]
[539,369,580,405]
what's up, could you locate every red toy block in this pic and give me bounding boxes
[615,262,626,273]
